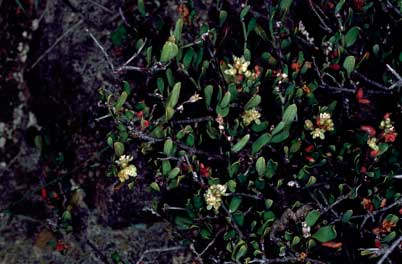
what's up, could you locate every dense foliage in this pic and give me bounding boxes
[102,0,402,263]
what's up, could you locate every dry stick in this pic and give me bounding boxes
[248,257,326,264]
[86,28,115,71]
[198,229,225,258]
[308,0,333,33]
[87,0,114,14]
[352,71,390,90]
[29,20,84,70]
[222,204,245,240]
[116,39,148,72]
[135,246,184,264]
[377,235,402,264]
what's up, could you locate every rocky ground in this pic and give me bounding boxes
[0,1,190,263]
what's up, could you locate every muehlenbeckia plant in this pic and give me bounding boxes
[305,112,334,140]
[115,155,137,182]
[242,108,261,126]
[224,55,251,77]
[204,184,228,211]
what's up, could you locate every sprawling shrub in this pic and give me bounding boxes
[102,1,402,262]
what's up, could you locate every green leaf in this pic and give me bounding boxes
[173,18,184,44]
[335,0,345,14]
[164,139,174,155]
[271,121,285,135]
[345,27,359,47]
[220,91,231,108]
[160,40,179,62]
[216,105,230,117]
[113,142,125,157]
[219,10,228,26]
[280,0,293,10]
[240,5,250,19]
[342,210,353,223]
[168,167,180,179]
[204,85,213,108]
[271,129,289,143]
[165,106,175,121]
[256,157,266,177]
[138,0,146,16]
[167,82,181,108]
[252,133,271,155]
[150,182,160,192]
[312,225,337,242]
[232,134,250,153]
[115,91,128,111]
[343,55,355,77]
[229,196,242,212]
[306,210,320,227]
[244,95,261,110]
[282,104,297,124]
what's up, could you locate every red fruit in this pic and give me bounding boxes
[360,125,376,137]
[199,163,210,177]
[370,150,379,158]
[322,241,343,249]
[305,156,315,163]
[356,88,370,104]
[374,239,381,248]
[142,120,150,128]
[55,241,67,252]
[329,64,341,71]
[136,111,143,118]
[384,133,397,142]
[41,188,47,199]
[384,113,391,119]
[304,145,314,153]
[360,166,367,174]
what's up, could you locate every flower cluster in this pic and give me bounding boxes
[305,112,335,140]
[298,21,314,45]
[204,184,227,211]
[380,113,397,142]
[224,55,251,77]
[115,155,137,182]
[365,113,397,157]
[242,108,261,126]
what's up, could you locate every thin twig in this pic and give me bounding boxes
[308,0,333,33]
[377,235,402,264]
[135,246,184,264]
[88,0,114,14]
[222,204,245,240]
[116,39,147,72]
[86,28,115,71]
[353,71,390,90]
[29,20,84,70]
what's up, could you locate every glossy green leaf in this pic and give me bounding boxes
[232,134,250,153]
[312,225,337,242]
[343,55,355,77]
[244,95,261,110]
[160,40,179,62]
[252,133,271,155]
[204,85,213,108]
[115,91,128,111]
[345,27,359,47]
[167,82,181,108]
[256,157,266,177]
[113,142,125,157]
[306,210,320,227]
[220,92,231,108]
[229,196,242,212]
[282,104,297,124]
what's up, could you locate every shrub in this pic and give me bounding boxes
[102,1,402,262]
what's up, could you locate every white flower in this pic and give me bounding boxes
[188,93,202,103]
[242,108,261,126]
[367,137,379,151]
[118,165,137,182]
[116,155,133,169]
[224,56,250,76]
[204,184,227,211]
[311,128,325,140]
[302,221,311,238]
